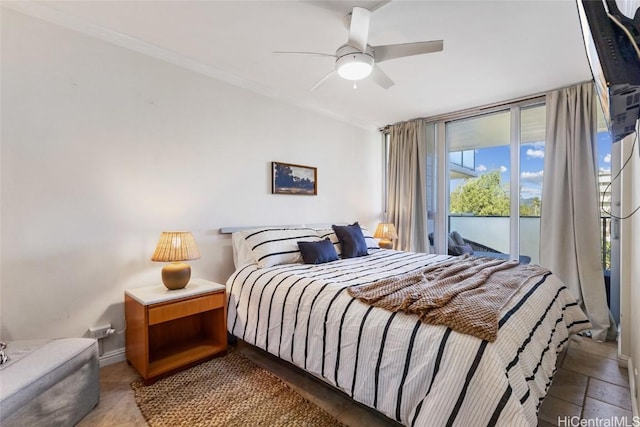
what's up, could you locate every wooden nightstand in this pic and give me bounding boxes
[124,278,227,383]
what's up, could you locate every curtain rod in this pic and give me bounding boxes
[380,79,595,133]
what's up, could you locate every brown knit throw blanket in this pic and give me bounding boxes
[348,256,550,341]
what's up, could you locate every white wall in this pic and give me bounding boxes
[629,121,640,415]
[0,10,382,355]
[619,121,640,415]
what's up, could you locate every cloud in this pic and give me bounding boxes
[599,167,611,174]
[526,148,545,159]
[604,153,611,163]
[520,186,542,199]
[527,141,545,148]
[476,164,487,172]
[521,170,544,184]
[500,165,508,173]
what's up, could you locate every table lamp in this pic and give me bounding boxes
[373,223,398,249]
[151,231,201,290]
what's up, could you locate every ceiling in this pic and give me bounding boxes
[4,0,594,129]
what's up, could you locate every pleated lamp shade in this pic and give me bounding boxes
[373,223,398,249]
[151,232,200,290]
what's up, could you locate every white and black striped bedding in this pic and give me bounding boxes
[226,250,590,426]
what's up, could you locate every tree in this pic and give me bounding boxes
[520,197,541,216]
[450,170,510,216]
[530,197,541,216]
[274,163,294,188]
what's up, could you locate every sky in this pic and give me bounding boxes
[451,131,612,200]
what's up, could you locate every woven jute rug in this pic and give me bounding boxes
[131,348,342,426]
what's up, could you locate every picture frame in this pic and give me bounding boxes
[272,161,317,195]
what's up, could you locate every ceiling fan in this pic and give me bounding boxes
[275,5,444,91]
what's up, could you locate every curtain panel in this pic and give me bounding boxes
[540,82,611,341]
[387,119,429,253]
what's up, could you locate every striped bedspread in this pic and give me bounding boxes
[226,250,590,426]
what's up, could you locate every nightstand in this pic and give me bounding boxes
[124,278,227,383]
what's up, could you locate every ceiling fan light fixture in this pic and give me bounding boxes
[335,46,374,81]
[336,59,373,80]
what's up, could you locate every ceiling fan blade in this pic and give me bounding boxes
[348,7,371,52]
[273,51,336,58]
[369,0,391,12]
[303,1,389,16]
[310,70,337,91]
[373,40,444,63]
[371,65,395,89]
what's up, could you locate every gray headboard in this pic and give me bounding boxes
[219,223,348,234]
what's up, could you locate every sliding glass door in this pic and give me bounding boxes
[447,110,512,254]
[444,101,545,262]
[519,104,546,264]
[397,89,615,276]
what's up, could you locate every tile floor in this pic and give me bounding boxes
[538,335,633,426]
[78,335,633,426]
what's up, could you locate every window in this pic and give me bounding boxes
[447,110,512,254]
[596,110,612,270]
[443,101,546,262]
[449,150,475,170]
[519,104,546,265]
[385,91,609,264]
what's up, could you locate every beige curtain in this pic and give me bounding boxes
[387,119,429,252]
[540,83,611,341]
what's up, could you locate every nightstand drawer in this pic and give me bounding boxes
[148,292,224,325]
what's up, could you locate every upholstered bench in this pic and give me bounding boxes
[0,338,100,426]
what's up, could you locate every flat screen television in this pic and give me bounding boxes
[577,0,640,142]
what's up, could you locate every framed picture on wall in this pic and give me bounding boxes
[272,162,317,195]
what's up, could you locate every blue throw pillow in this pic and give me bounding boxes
[332,222,369,258]
[298,238,339,264]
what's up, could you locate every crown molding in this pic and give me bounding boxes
[2,1,378,132]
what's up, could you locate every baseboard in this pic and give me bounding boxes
[619,353,629,368]
[628,357,639,418]
[99,347,126,367]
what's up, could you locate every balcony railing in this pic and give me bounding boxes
[447,215,611,269]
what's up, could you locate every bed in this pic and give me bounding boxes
[225,225,590,426]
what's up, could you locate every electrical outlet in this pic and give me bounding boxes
[89,324,114,339]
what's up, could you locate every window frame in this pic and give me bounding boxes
[433,97,546,257]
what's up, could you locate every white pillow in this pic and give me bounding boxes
[231,232,257,268]
[240,228,322,268]
[360,226,381,252]
[315,228,342,256]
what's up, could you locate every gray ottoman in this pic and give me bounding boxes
[0,338,100,426]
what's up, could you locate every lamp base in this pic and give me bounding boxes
[378,239,393,249]
[161,262,191,290]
